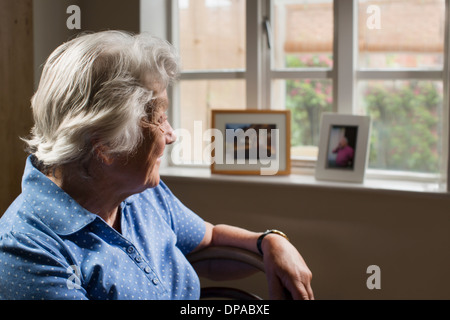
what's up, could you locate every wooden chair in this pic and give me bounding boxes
[187,246,266,300]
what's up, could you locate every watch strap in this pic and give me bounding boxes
[257,229,289,255]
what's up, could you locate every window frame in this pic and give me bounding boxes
[167,0,450,190]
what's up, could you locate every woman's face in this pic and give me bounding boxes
[111,90,176,193]
[144,90,176,187]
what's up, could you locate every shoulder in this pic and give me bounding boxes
[0,199,86,299]
[0,193,70,264]
[0,200,65,257]
[0,227,86,299]
[1,193,38,236]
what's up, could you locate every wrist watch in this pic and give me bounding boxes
[257,229,289,255]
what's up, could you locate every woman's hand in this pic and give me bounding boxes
[261,234,314,300]
[197,223,314,300]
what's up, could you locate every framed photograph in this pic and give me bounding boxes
[315,113,371,183]
[211,110,291,175]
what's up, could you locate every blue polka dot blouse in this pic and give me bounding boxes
[0,156,206,300]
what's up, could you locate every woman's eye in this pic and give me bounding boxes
[159,113,168,124]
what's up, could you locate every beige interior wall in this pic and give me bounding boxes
[33,0,79,87]
[162,175,450,299]
[79,0,140,33]
[33,0,140,87]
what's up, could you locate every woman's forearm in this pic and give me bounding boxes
[196,222,262,254]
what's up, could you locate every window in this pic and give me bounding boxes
[169,0,449,188]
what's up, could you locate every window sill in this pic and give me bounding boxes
[159,165,448,197]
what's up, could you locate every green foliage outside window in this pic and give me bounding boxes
[364,81,442,173]
[285,55,333,148]
[285,54,443,173]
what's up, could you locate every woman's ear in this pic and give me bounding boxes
[93,144,114,166]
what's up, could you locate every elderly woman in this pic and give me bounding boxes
[0,31,313,300]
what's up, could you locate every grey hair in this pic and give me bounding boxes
[24,30,179,170]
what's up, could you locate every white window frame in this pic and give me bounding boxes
[166,0,450,191]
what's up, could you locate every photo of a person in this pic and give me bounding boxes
[327,126,358,170]
[225,123,277,161]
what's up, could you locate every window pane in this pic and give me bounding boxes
[357,80,443,173]
[273,79,333,158]
[358,0,445,69]
[272,0,334,69]
[176,80,246,164]
[178,0,246,71]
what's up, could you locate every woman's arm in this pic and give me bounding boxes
[194,222,314,300]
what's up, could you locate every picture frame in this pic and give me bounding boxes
[211,109,291,176]
[315,113,371,183]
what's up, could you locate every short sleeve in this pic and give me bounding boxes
[154,181,206,255]
[0,232,88,300]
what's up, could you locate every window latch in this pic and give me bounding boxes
[263,17,273,49]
